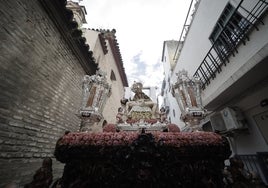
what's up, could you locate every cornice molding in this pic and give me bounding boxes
[38,0,98,75]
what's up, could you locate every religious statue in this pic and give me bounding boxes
[126,82,157,119]
[159,107,167,123]
[116,107,125,123]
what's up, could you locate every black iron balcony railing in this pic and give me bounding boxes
[194,0,268,89]
[237,154,268,185]
[237,155,261,176]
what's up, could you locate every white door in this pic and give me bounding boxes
[254,110,268,144]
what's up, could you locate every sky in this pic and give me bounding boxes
[80,0,192,91]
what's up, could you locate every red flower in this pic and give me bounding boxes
[58,131,223,148]
[145,119,158,124]
[167,124,180,132]
[103,124,117,132]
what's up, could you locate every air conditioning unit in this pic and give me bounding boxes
[210,107,246,132]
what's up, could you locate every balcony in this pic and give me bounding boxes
[237,153,268,185]
[193,0,268,89]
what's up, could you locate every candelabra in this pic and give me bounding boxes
[78,70,111,131]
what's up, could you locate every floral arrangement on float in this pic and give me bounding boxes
[57,128,223,147]
[57,131,224,147]
[53,80,231,187]
[55,130,229,162]
[54,130,231,187]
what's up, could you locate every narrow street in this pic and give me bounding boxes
[0,0,268,187]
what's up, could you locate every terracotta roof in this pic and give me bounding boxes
[90,28,129,87]
[98,33,108,55]
[38,0,98,75]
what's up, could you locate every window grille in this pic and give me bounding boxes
[194,0,268,89]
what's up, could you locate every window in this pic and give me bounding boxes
[96,55,101,65]
[209,3,250,59]
[173,109,176,117]
[210,3,235,43]
[110,70,116,81]
[194,0,267,90]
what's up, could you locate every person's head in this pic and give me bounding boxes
[42,157,52,168]
[131,82,143,93]
[4,182,18,188]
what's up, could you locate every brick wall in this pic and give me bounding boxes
[0,0,95,186]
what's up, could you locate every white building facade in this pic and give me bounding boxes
[167,0,268,184]
[83,29,128,129]
[67,2,128,131]
[161,40,184,127]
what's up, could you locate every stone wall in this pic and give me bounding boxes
[0,0,96,186]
